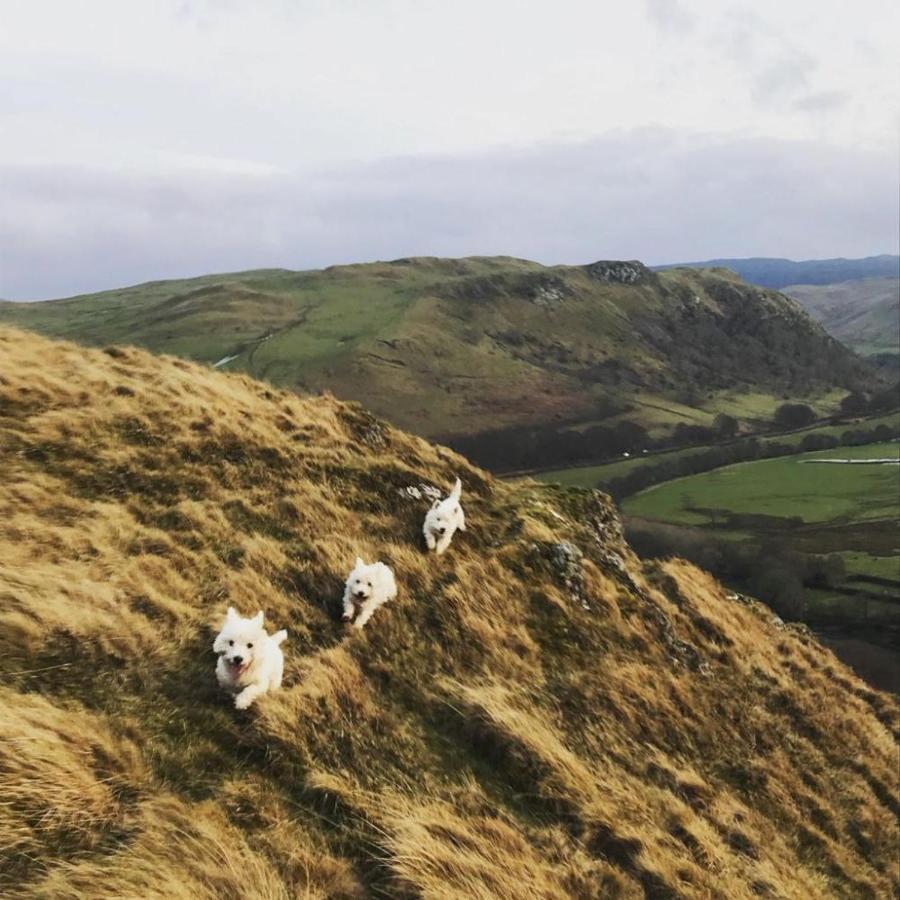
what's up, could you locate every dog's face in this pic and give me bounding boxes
[347,558,377,602]
[426,498,459,537]
[213,608,266,678]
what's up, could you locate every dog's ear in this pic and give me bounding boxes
[226,606,238,622]
[431,499,441,510]
[252,611,264,628]
[355,556,364,569]
[450,477,462,499]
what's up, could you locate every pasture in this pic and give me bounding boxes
[623,441,900,528]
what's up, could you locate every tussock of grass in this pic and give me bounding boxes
[0,326,897,898]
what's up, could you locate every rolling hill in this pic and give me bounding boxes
[783,277,900,357]
[1,326,897,898]
[0,257,878,470]
[655,256,899,290]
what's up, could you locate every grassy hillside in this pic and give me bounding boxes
[0,257,876,471]
[784,277,900,356]
[655,256,900,289]
[1,326,898,898]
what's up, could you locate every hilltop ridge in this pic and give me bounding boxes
[1,326,897,898]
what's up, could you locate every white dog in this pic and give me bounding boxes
[342,557,397,629]
[423,478,466,555]
[213,608,287,709]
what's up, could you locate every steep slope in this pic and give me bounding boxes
[783,277,900,356]
[1,326,897,899]
[655,256,900,289]
[0,258,876,470]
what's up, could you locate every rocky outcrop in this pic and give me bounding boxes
[583,260,655,285]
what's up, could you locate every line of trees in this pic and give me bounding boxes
[449,385,899,475]
[448,419,652,472]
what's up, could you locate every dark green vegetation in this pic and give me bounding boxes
[0,257,878,472]
[655,255,899,289]
[784,277,900,357]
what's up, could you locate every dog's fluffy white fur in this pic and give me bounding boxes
[423,477,466,555]
[213,607,287,709]
[342,557,397,629]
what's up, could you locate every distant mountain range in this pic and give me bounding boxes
[783,277,899,357]
[0,256,880,470]
[655,255,898,289]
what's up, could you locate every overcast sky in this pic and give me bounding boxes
[1,0,898,299]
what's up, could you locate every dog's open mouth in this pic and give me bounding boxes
[228,659,249,676]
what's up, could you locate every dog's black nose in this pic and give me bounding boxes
[232,655,243,665]
[438,527,446,534]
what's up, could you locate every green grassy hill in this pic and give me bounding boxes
[1,326,897,898]
[0,257,877,470]
[783,277,900,357]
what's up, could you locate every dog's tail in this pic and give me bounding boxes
[272,629,288,645]
[449,477,462,501]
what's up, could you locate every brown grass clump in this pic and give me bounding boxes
[0,326,897,898]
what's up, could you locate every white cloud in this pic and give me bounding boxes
[1,132,896,300]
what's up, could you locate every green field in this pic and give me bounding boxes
[535,412,900,489]
[624,442,900,527]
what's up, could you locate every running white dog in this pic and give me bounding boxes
[342,557,397,629]
[213,608,287,709]
[423,478,466,555]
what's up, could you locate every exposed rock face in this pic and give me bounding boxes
[528,275,574,306]
[583,260,655,284]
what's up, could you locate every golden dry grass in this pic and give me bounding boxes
[0,326,897,899]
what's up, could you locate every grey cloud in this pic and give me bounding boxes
[793,90,849,112]
[644,0,695,34]
[1,131,897,300]
[751,57,811,102]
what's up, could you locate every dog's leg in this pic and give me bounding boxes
[234,683,265,710]
[424,530,437,551]
[215,659,231,689]
[436,533,451,555]
[341,588,355,622]
[353,599,380,629]
[271,654,284,690]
